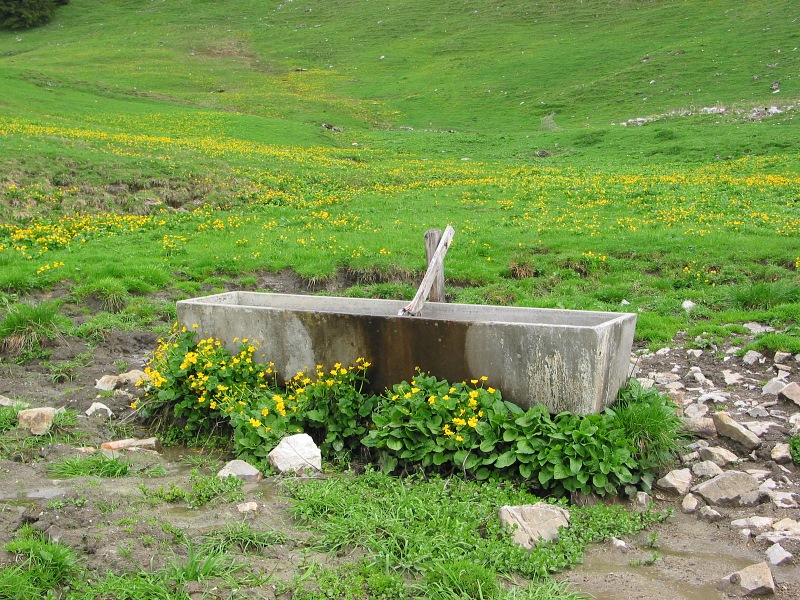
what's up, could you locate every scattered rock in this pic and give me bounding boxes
[719,562,775,597]
[217,459,263,482]
[743,323,775,335]
[681,300,696,313]
[681,417,717,438]
[692,461,723,479]
[117,370,146,386]
[498,503,570,549]
[712,412,762,450]
[723,370,744,385]
[609,536,629,552]
[17,407,55,435]
[94,375,119,391]
[765,544,792,566]
[731,516,774,532]
[693,471,761,506]
[773,352,792,364]
[237,502,259,513]
[770,443,792,464]
[100,437,161,451]
[778,382,800,406]
[85,402,114,418]
[655,468,692,495]
[699,446,740,467]
[742,350,764,365]
[681,493,700,514]
[769,491,798,509]
[268,433,322,474]
[762,378,788,396]
[684,403,709,419]
[699,506,724,522]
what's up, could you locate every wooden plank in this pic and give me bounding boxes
[424,228,445,303]
[399,225,455,316]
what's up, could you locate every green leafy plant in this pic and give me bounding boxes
[139,469,244,509]
[44,348,94,383]
[790,435,800,465]
[199,521,287,554]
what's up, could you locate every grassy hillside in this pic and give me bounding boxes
[0,0,799,351]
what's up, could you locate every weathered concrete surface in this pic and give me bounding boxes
[177,292,637,415]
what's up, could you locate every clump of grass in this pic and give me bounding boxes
[730,281,800,309]
[0,301,63,358]
[199,521,287,554]
[48,452,130,478]
[790,435,800,465]
[2,524,80,594]
[74,277,132,313]
[607,379,686,476]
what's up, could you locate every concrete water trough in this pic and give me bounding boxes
[177,292,637,415]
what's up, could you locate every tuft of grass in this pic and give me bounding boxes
[0,302,63,358]
[199,521,287,554]
[730,281,800,310]
[74,277,132,313]
[48,452,130,478]
[4,524,80,593]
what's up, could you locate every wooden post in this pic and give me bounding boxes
[400,225,455,316]
[424,228,445,303]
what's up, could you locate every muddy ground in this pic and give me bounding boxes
[0,286,798,599]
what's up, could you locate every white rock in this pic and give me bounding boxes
[94,375,119,391]
[697,446,739,466]
[765,543,792,566]
[498,503,570,549]
[655,468,693,495]
[692,461,723,479]
[17,407,55,435]
[699,506,723,522]
[268,433,322,474]
[769,491,798,509]
[218,459,263,482]
[773,518,800,534]
[693,471,761,506]
[117,370,146,386]
[684,403,709,419]
[681,493,700,514]
[762,378,788,396]
[719,562,775,596]
[609,536,629,552]
[711,412,761,449]
[774,351,791,363]
[681,300,696,313]
[85,402,114,418]
[778,382,800,406]
[723,370,744,385]
[237,501,259,513]
[634,491,652,507]
[770,443,792,464]
[687,349,703,358]
[742,350,764,365]
[743,323,775,334]
[731,516,774,532]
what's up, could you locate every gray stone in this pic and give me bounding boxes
[692,460,723,479]
[634,491,651,507]
[218,459,263,482]
[684,403,709,419]
[731,516,774,532]
[681,493,700,514]
[498,503,570,550]
[681,300,696,313]
[772,518,800,535]
[769,491,798,509]
[762,378,788,396]
[744,322,775,335]
[743,350,764,366]
[747,406,770,418]
[774,351,792,364]
[268,433,322,474]
[719,562,775,596]
[693,471,760,506]
[711,412,761,449]
[770,443,792,464]
[765,544,792,566]
[723,370,744,385]
[17,407,55,435]
[778,382,800,406]
[739,490,769,508]
[85,402,114,418]
[681,417,717,438]
[655,468,692,495]
[699,506,724,522]
[0,395,15,407]
[697,445,739,467]
[742,421,778,437]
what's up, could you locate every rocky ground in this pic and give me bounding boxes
[0,320,799,599]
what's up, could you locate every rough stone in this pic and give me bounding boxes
[770,443,792,464]
[711,412,761,450]
[217,459,263,482]
[498,503,570,550]
[777,382,800,406]
[85,402,114,418]
[117,369,147,386]
[723,370,744,385]
[684,403,709,419]
[268,433,322,474]
[765,544,792,566]
[773,352,792,364]
[681,417,717,438]
[693,471,761,506]
[697,445,739,467]
[692,460,724,479]
[94,375,119,391]
[769,491,798,509]
[699,506,723,522]
[719,562,775,597]
[681,493,700,514]
[747,406,770,418]
[743,323,775,335]
[0,395,15,407]
[772,518,800,535]
[237,501,259,513]
[762,378,787,396]
[742,350,764,366]
[731,517,774,532]
[17,407,55,435]
[655,468,692,495]
[634,491,651,507]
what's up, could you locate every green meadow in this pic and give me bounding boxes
[1,0,799,352]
